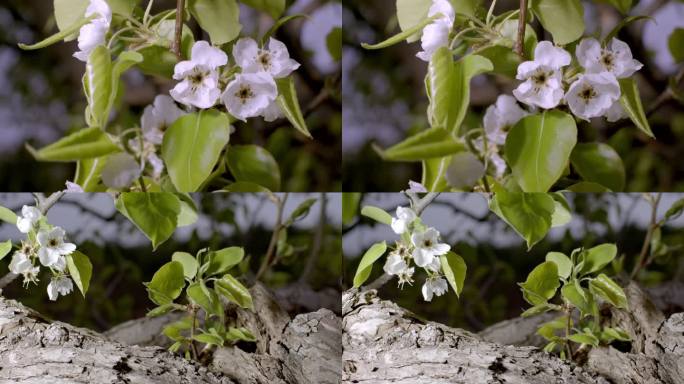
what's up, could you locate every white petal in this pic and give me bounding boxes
[605,100,627,122]
[576,38,601,71]
[101,153,142,189]
[416,21,450,62]
[516,61,542,80]
[534,41,571,69]
[47,281,58,301]
[233,38,259,69]
[16,218,32,233]
[428,0,455,23]
[191,41,228,69]
[9,253,32,274]
[408,180,427,192]
[85,0,112,24]
[422,281,434,301]
[38,247,59,267]
[261,100,283,122]
[268,38,300,78]
[73,19,108,62]
[413,248,434,267]
[391,218,407,234]
[172,60,196,80]
[221,73,277,121]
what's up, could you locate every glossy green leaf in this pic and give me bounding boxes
[619,78,654,139]
[226,145,281,191]
[222,181,271,192]
[162,110,232,192]
[550,193,572,228]
[206,247,244,277]
[75,156,109,191]
[85,45,113,128]
[590,273,628,309]
[440,251,467,297]
[562,282,591,314]
[490,190,555,250]
[116,193,181,250]
[176,193,198,227]
[353,241,387,288]
[565,181,611,192]
[146,261,186,305]
[521,303,553,317]
[505,110,578,192]
[571,143,625,192]
[581,244,617,275]
[519,261,560,306]
[54,0,89,41]
[138,21,194,77]
[276,77,311,139]
[530,0,584,45]
[193,332,224,346]
[568,332,599,346]
[284,198,317,226]
[479,20,537,76]
[396,0,432,43]
[342,193,361,226]
[146,303,178,317]
[107,51,143,123]
[240,0,285,19]
[669,28,684,62]
[362,16,437,49]
[172,252,198,280]
[66,251,93,297]
[602,327,630,342]
[187,0,241,45]
[326,27,342,61]
[0,206,18,225]
[664,198,684,221]
[108,0,139,16]
[0,240,12,261]
[27,127,119,162]
[215,274,253,309]
[379,127,466,162]
[445,152,485,189]
[422,157,451,192]
[187,282,222,316]
[360,206,392,225]
[546,252,572,280]
[225,327,256,342]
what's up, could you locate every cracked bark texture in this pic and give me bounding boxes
[1,283,342,384]
[342,282,684,384]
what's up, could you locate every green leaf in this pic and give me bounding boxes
[546,252,572,280]
[75,156,109,191]
[108,0,139,16]
[116,193,181,250]
[664,198,684,221]
[162,110,232,192]
[284,198,317,227]
[360,206,392,226]
[440,251,467,297]
[505,110,578,192]
[85,45,113,128]
[176,193,198,227]
[590,273,628,309]
[239,0,285,19]
[669,28,684,62]
[193,332,224,346]
[619,78,654,139]
[53,0,89,42]
[602,0,633,14]
[530,0,584,45]
[18,16,92,49]
[582,244,617,275]
[604,16,652,43]
[138,21,194,77]
[0,240,12,261]
[479,20,537,77]
[215,274,253,309]
[362,16,437,49]
[565,181,611,192]
[571,143,625,192]
[537,316,566,339]
[602,327,630,342]
[146,303,178,317]
[262,14,308,43]
[326,27,342,61]
[225,145,280,191]
[66,251,93,298]
[146,261,186,305]
[225,327,256,342]
[27,127,120,162]
[521,302,552,317]
[172,252,198,280]
[378,127,467,162]
[187,282,222,316]
[519,261,560,306]
[353,241,387,288]
[222,181,271,192]
[396,0,432,43]
[206,247,244,277]
[490,190,555,250]
[568,332,599,346]
[107,51,143,123]
[342,193,361,226]
[187,0,241,45]
[276,77,311,139]
[562,282,591,314]
[550,193,572,228]
[0,206,18,225]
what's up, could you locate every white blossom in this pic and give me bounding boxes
[566,72,621,121]
[16,205,41,234]
[141,95,186,145]
[576,37,642,79]
[9,252,33,274]
[411,227,450,267]
[170,41,227,109]
[407,180,428,193]
[233,37,300,79]
[383,253,408,275]
[483,95,528,146]
[73,0,112,62]
[605,99,628,122]
[416,0,455,62]
[513,41,571,109]
[221,73,278,121]
[37,227,76,268]
[47,276,74,301]
[391,206,417,235]
[422,276,448,301]
[261,100,284,122]
[101,153,142,189]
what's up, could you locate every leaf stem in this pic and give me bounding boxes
[515,0,527,58]
[189,305,199,360]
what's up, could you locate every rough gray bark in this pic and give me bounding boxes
[1,284,342,384]
[342,282,684,384]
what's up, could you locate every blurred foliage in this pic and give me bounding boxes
[342,0,684,191]
[343,193,684,331]
[0,0,341,192]
[0,193,341,331]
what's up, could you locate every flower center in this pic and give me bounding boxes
[48,238,59,247]
[578,85,597,104]
[532,72,548,85]
[235,85,255,105]
[257,52,272,70]
[600,52,615,71]
[188,68,209,91]
[423,239,433,248]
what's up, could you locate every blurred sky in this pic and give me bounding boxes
[344,193,684,256]
[0,193,342,248]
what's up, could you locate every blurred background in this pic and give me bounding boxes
[0,0,341,192]
[342,0,684,191]
[0,192,342,331]
[342,193,684,331]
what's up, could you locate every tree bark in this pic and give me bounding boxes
[342,282,684,384]
[0,284,342,384]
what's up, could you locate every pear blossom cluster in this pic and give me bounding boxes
[383,206,451,301]
[8,206,77,301]
[513,39,642,121]
[73,0,111,62]
[416,0,455,62]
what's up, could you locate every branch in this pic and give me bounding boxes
[173,0,185,60]
[255,193,289,281]
[514,0,528,57]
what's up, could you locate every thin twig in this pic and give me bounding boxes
[299,193,326,283]
[255,193,289,281]
[631,193,662,279]
[189,306,199,360]
[173,0,185,60]
[514,0,528,58]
